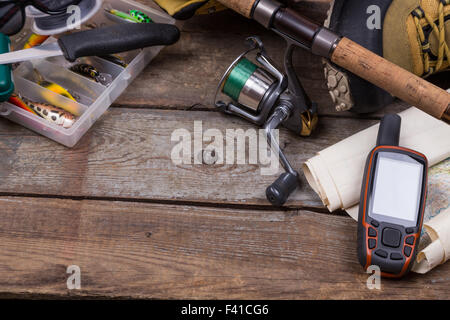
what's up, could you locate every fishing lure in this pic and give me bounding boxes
[99,54,128,68]
[129,10,152,23]
[69,63,113,86]
[105,8,152,24]
[8,94,38,115]
[23,34,49,49]
[34,69,77,101]
[22,97,76,129]
[105,8,140,23]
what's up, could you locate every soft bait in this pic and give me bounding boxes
[100,54,128,68]
[34,69,77,101]
[23,34,49,49]
[22,97,76,129]
[69,63,113,86]
[8,94,38,115]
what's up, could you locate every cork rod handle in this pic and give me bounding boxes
[219,0,450,121]
[218,0,256,18]
[332,38,450,120]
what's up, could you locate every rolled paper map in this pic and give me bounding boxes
[413,208,450,274]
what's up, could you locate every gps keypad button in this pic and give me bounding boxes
[382,228,401,248]
[404,246,412,257]
[368,227,377,237]
[371,220,379,228]
[368,239,376,249]
[406,228,415,234]
[405,236,415,245]
[390,253,403,260]
[375,249,388,258]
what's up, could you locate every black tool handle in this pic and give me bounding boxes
[58,23,180,61]
[376,114,401,147]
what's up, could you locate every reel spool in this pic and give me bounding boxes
[222,58,276,113]
[26,0,102,35]
[215,37,318,206]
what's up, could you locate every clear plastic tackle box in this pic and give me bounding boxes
[0,0,175,147]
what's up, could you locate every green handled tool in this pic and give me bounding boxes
[0,33,14,102]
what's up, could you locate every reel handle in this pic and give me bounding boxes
[266,172,299,206]
[263,105,300,206]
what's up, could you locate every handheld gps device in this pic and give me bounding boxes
[357,114,428,278]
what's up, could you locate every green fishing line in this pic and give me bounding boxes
[222,58,258,101]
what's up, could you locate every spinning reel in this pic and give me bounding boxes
[214,36,318,206]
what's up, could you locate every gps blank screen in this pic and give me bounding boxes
[371,155,423,223]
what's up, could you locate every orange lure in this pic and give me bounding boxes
[23,34,49,49]
[8,94,38,115]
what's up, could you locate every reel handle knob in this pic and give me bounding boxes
[266,172,300,206]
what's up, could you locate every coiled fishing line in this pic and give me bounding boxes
[26,0,102,35]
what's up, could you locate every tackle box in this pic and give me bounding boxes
[0,0,175,147]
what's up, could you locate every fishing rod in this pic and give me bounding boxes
[217,0,450,123]
[213,0,449,206]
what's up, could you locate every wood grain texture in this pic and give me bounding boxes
[218,0,256,18]
[0,0,446,299]
[331,38,450,120]
[0,196,448,299]
[0,108,376,208]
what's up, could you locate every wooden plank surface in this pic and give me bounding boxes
[0,108,376,208]
[0,0,447,299]
[0,197,448,299]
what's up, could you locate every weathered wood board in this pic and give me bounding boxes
[0,197,448,299]
[0,109,377,208]
[0,0,447,299]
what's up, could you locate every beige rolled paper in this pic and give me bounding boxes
[303,107,450,213]
[413,208,450,273]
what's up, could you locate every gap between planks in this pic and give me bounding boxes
[0,192,343,216]
[0,109,376,208]
[110,102,409,120]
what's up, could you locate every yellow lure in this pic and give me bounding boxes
[33,69,77,102]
